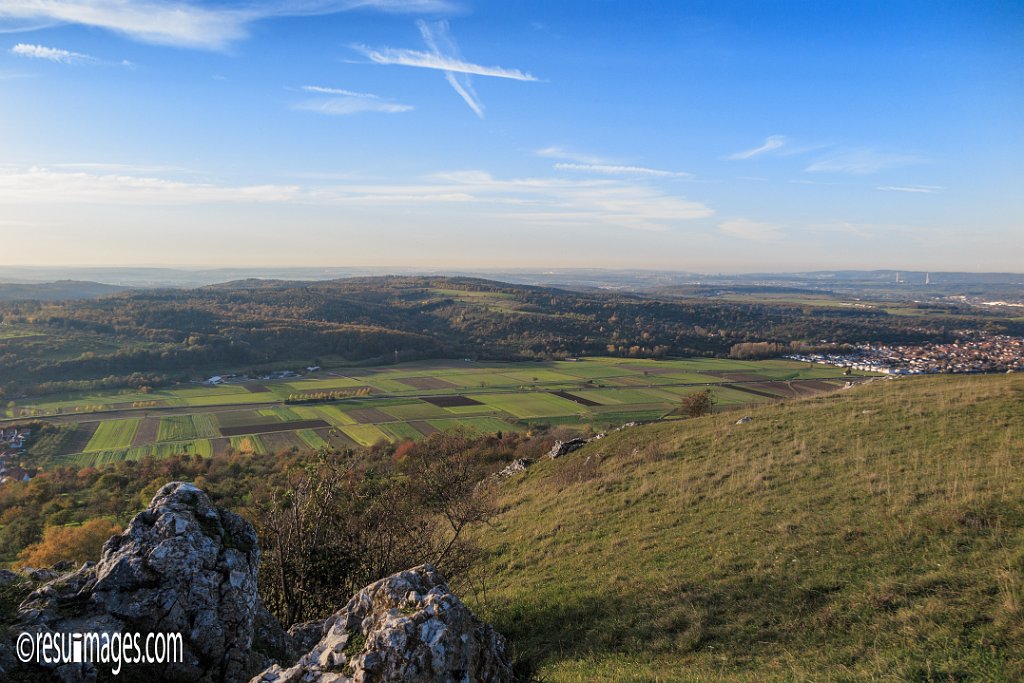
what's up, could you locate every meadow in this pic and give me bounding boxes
[11,357,866,466]
[473,373,1024,681]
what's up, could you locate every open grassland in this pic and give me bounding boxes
[17,357,867,465]
[472,374,1024,682]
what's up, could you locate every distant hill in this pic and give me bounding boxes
[479,373,1024,681]
[2,275,1022,395]
[0,280,127,301]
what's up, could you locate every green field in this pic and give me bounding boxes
[84,419,140,452]
[296,429,329,449]
[156,415,198,442]
[16,357,868,465]
[341,424,391,446]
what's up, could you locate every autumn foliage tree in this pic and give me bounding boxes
[680,389,716,418]
[17,518,122,568]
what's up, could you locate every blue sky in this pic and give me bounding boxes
[0,0,1021,271]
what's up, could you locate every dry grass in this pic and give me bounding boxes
[472,374,1024,682]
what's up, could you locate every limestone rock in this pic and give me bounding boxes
[495,458,531,479]
[16,481,267,682]
[546,438,587,459]
[251,564,514,683]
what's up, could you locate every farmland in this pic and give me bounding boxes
[8,357,871,466]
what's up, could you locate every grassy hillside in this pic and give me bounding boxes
[475,374,1024,681]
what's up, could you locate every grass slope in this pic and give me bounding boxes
[476,374,1024,682]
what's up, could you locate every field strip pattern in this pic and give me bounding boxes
[16,358,869,461]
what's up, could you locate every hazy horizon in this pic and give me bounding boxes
[1,1,1021,270]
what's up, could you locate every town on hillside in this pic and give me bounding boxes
[788,335,1024,375]
[0,427,35,485]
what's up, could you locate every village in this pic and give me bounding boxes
[787,335,1024,375]
[0,426,35,485]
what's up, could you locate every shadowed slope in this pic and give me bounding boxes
[476,375,1024,682]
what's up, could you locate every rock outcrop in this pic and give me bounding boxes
[546,438,587,459]
[251,564,514,683]
[495,458,531,479]
[15,482,266,682]
[5,484,514,683]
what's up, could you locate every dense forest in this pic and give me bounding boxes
[2,276,1017,397]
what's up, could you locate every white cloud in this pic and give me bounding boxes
[0,166,299,204]
[806,149,923,175]
[353,44,538,81]
[536,146,606,164]
[0,164,713,233]
[417,170,713,232]
[876,185,942,193]
[728,135,787,160]
[418,20,485,118]
[0,1,452,50]
[300,85,378,98]
[294,84,412,115]
[11,42,94,64]
[554,162,692,178]
[720,218,783,242]
[293,98,413,115]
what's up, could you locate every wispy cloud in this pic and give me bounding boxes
[417,20,484,118]
[419,170,713,232]
[0,1,452,51]
[554,163,692,178]
[300,85,379,98]
[294,99,413,115]
[536,146,606,164]
[0,166,299,204]
[294,84,412,115]
[11,43,95,64]
[806,149,923,175]
[876,185,942,193]
[355,20,536,118]
[728,135,787,160]
[353,44,537,81]
[720,218,783,242]
[0,163,713,234]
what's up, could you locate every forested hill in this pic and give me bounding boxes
[1,276,1017,397]
[0,280,127,302]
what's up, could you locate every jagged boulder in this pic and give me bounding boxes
[251,564,514,683]
[546,438,587,459]
[15,482,267,682]
[495,458,531,479]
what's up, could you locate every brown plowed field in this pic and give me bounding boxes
[219,419,329,437]
[410,421,439,436]
[550,391,601,407]
[132,418,160,445]
[61,422,99,455]
[422,395,482,408]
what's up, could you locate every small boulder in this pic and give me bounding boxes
[735,416,753,425]
[547,438,587,459]
[252,564,514,683]
[496,458,531,478]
